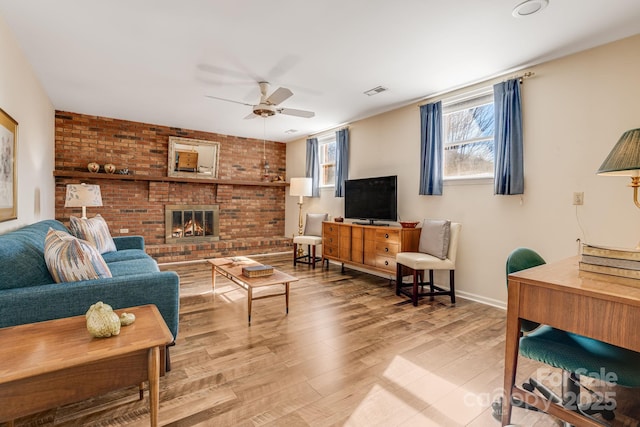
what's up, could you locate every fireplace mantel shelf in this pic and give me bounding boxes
[53,170,289,187]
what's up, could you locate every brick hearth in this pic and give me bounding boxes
[54,111,292,263]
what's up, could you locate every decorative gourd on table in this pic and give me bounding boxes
[85,301,137,337]
[119,312,136,326]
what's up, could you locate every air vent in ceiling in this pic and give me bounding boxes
[364,86,388,96]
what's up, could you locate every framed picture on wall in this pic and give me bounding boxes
[0,108,18,222]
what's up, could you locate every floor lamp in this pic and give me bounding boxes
[64,183,103,219]
[289,177,312,236]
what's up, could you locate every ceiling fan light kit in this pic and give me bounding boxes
[207,81,315,119]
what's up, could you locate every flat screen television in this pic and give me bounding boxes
[344,175,397,225]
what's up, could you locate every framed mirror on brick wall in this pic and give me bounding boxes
[168,136,220,179]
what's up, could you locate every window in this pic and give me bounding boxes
[318,135,336,187]
[442,89,495,180]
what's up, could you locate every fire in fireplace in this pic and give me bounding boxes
[165,204,220,244]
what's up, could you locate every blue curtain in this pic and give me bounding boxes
[494,79,524,195]
[306,137,320,197]
[419,101,443,195]
[334,128,349,197]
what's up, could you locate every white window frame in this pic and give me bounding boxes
[442,87,495,183]
[318,134,336,188]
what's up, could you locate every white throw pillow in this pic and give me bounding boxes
[418,219,451,260]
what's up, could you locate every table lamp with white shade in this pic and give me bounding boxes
[289,177,312,235]
[64,183,103,219]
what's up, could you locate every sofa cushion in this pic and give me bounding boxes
[102,249,151,263]
[44,228,112,283]
[107,257,159,277]
[69,214,116,254]
[0,220,67,290]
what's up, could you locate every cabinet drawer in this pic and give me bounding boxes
[376,229,400,244]
[324,245,339,258]
[323,233,338,246]
[375,241,399,256]
[323,223,340,237]
[375,256,397,272]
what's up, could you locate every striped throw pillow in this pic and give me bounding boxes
[44,228,112,283]
[69,214,116,254]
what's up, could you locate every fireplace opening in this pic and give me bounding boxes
[165,204,219,244]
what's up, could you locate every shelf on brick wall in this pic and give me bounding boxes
[53,170,289,187]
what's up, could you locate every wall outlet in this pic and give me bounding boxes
[119,228,129,234]
[573,192,584,205]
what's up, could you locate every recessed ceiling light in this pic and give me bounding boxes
[512,0,548,17]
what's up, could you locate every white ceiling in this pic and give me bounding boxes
[1,0,639,142]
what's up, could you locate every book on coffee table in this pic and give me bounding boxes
[242,265,274,278]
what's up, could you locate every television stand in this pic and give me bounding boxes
[353,220,390,226]
[322,222,421,276]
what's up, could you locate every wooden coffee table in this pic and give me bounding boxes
[0,304,173,427]
[209,257,299,324]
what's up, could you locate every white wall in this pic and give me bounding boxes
[286,34,640,307]
[0,15,55,233]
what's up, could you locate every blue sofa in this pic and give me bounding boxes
[0,219,180,364]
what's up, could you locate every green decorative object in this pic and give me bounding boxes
[86,301,121,338]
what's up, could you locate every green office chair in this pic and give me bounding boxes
[493,247,640,425]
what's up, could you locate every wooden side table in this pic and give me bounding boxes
[0,304,173,427]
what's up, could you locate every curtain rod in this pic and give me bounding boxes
[511,71,535,84]
[417,70,536,107]
[308,124,349,139]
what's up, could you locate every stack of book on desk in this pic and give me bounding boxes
[580,244,640,280]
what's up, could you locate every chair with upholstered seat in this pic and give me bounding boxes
[293,213,328,269]
[492,247,640,425]
[395,220,461,306]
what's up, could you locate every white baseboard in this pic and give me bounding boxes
[455,291,506,310]
[326,260,508,309]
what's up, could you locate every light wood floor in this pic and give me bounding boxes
[7,254,640,426]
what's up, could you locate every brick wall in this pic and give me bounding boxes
[54,111,292,263]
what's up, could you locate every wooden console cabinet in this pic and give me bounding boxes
[322,222,421,275]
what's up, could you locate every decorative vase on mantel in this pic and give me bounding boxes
[87,162,99,173]
[104,163,116,174]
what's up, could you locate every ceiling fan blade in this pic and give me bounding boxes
[243,112,257,120]
[278,108,315,118]
[266,87,293,105]
[205,95,253,107]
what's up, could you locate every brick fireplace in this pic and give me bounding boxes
[54,111,292,263]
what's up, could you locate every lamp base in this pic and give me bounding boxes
[297,202,305,256]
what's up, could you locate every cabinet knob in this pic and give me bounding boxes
[384,260,389,265]
[384,233,389,239]
[384,247,389,252]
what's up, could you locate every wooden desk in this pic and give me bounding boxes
[502,256,640,426]
[0,305,173,427]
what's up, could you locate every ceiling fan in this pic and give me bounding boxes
[206,81,315,119]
